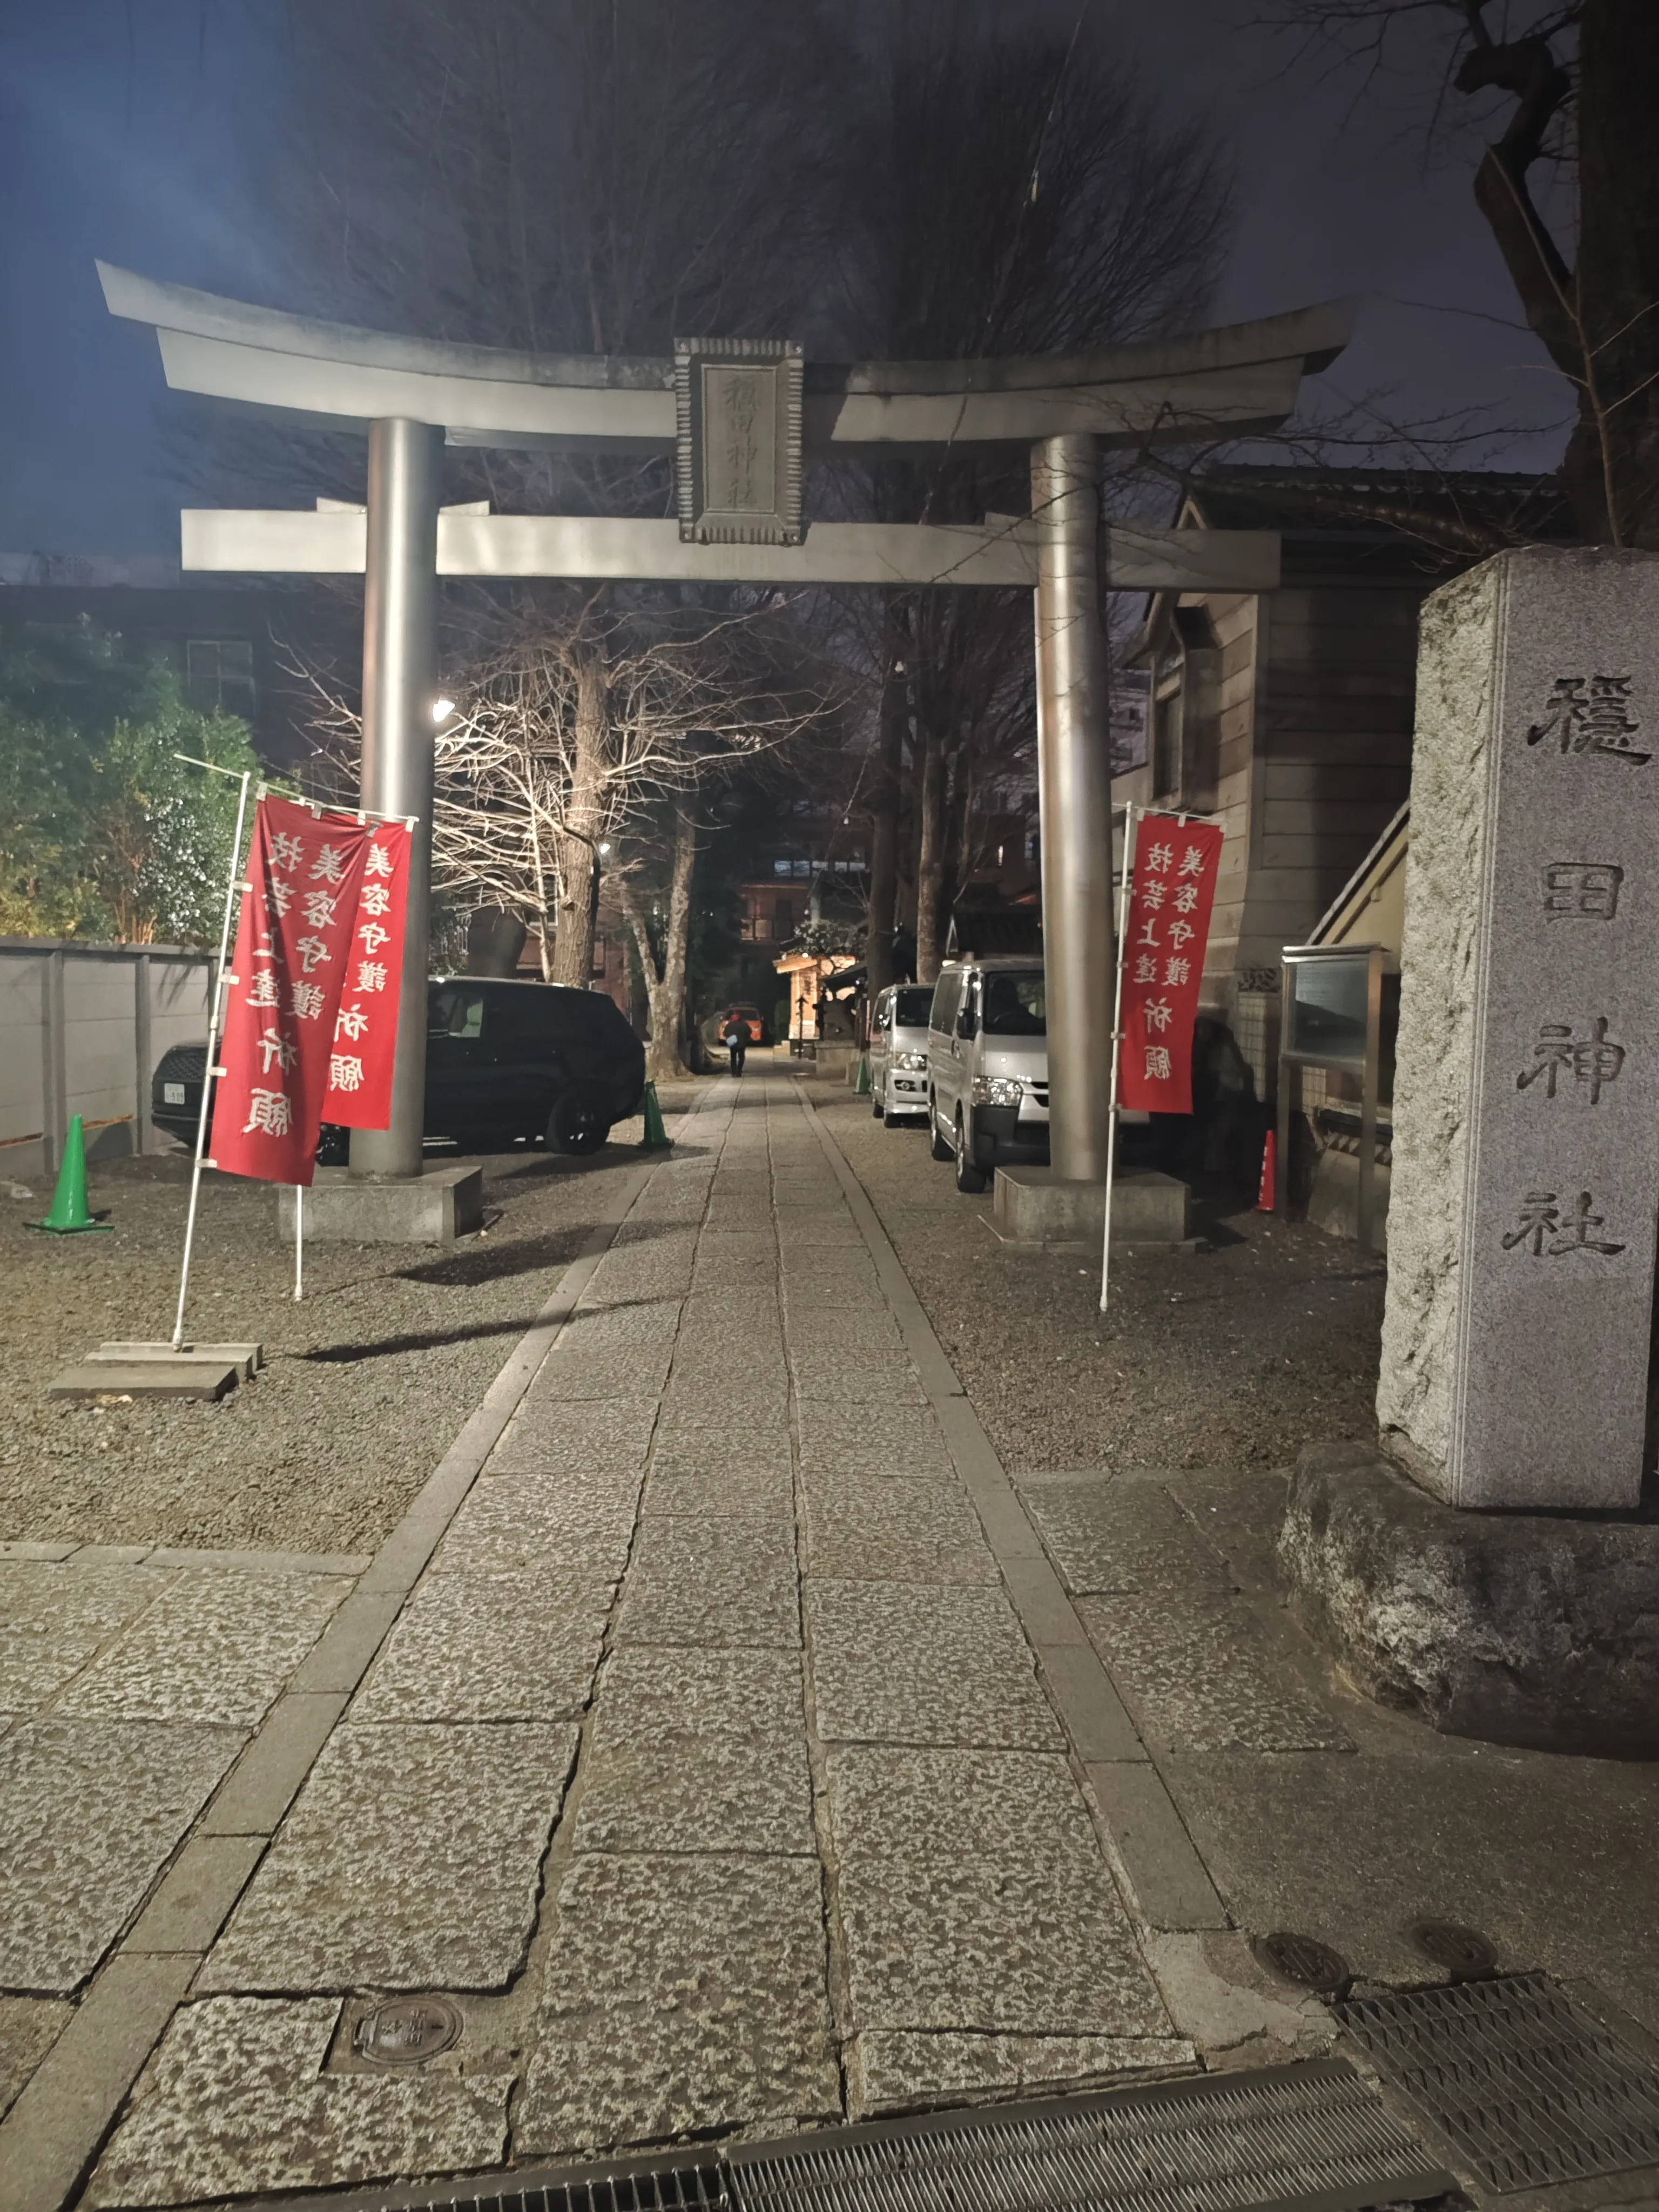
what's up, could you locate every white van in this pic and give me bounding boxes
[867,983,934,1125]
[926,959,1049,1193]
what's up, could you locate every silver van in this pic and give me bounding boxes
[926,958,1049,1193]
[867,983,934,1125]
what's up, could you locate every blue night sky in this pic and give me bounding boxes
[0,0,1572,559]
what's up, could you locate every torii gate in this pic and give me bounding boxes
[100,264,1349,1201]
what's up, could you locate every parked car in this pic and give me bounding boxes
[151,977,646,1161]
[926,958,1050,1193]
[867,983,934,1126]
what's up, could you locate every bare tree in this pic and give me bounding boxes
[832,3,1233,980]
[1252,0,1659,543]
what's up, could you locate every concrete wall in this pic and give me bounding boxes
[0,941,212,1183]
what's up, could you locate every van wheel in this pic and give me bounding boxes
[871,1083,884,1118]
[547,1087,610,1156]
[929,1098,953,1161]
[954,1111,988,1193]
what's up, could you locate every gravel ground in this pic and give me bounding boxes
[811,1085,1385,1475]
[0,1085,707,1555]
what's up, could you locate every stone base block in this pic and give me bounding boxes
[50,1359,240,1401]
[1278,1440,1659,1756]
[276,1164,484,1246]
[813,1044,858,1082]
[992,1166,1190,1246]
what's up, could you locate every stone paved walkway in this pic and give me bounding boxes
[2,1079,1216,2207]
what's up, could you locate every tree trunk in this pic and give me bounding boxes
[1572,0,1659,545]
[551,636,606,987]
[914,717,947,983]
[864,602,911,996]
[1466,0,1659,543]
[619,806,698,1083]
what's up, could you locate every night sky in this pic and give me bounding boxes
[0,0,1570,558]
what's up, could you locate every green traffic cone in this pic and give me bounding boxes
[30,1116,112,1235]
[638,1082,671,1151]
[854,1054,871,1095]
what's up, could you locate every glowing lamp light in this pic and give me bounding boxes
[431,697,456,723]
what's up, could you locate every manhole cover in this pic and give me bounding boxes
[1337,1972,1659,2193]
[1409,1918,1496,1981]
[1252,1929,1353,1997]
[353,1995,462,2065]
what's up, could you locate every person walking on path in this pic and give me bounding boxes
[721,1013,748,1077]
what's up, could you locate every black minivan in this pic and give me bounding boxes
[151,977,646,1159]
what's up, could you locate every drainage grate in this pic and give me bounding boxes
[1337,1971,1659,2194]
[727,2059,1453,2212]
[272,2155,727,2212]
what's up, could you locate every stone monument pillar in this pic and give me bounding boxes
[1378,547,1659,1510]
[1281,550,1659,1755]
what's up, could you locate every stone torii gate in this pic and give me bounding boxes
[100,263,1349,1230]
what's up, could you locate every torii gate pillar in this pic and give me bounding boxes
[352,418,442,1182]
[1033,433,1115,1183]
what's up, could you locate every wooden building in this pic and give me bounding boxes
[1117,467,1564,1103]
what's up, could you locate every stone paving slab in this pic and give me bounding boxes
[613,1524,799,1650]
[788,1313,908,1354]
[781,1277,886,1312]
[430,1469,640,1577]
[642,1465,795,1521]
[520,1852,839,2155]
[790,1359,927,1407]
[0,1718,246,1993]
[825,1747,1102,1867]
[797,1409,955,1480]
[834,1857,1170,2038]
[846,2030,1196,2117]
[805,1581,1062,1748]
[84,1997,510,2207]
[662,1377,789,1420]
[1078,1594,1354,1754]
[646,1426,793,1480]
[584,1243,697,1303]
[199,1722,578,1992]
[591,1647,805,1745]
[571,1732,814,1856]
[1019,1476,1237,1596]
[56,1574,352,1728]
[691,1242,776,1285]
[0,1999,73,2124]
[350,1570,614,1723]
[799,1472,995,1583]
[0,1564,165,1712]
[544,1300,683,1358]
[529,1346,678,1401]
[489,1397,659,1475]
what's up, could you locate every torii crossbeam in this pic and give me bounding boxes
[101,263,1350,1195]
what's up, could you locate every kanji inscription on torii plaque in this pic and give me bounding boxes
[675,337,803,546]
[1378,549,1659,1510]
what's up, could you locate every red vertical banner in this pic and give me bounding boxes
[322,820,413,1130]
[1117,814,1224,1114]
[209,796,371,1184]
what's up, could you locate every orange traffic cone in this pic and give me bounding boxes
[1257,1128,1276,1211]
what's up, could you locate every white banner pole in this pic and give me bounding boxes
[1100,804,1139,1314]
[171,771,253,1350]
